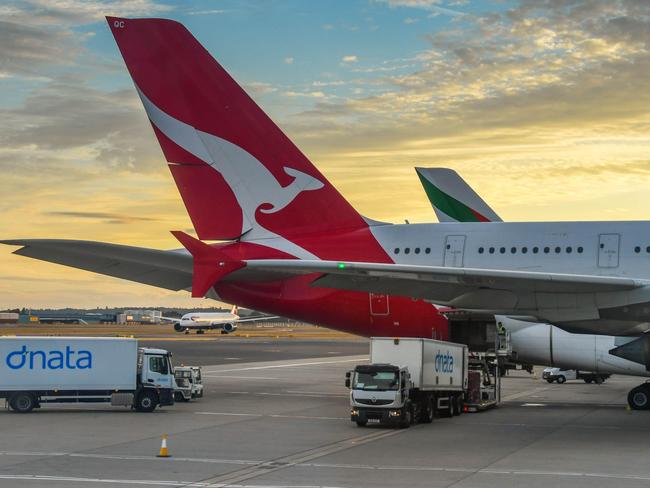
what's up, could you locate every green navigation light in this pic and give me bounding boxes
[338,263,346,269]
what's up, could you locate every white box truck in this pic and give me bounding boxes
[346,337,468,427]
[0,337,175,413]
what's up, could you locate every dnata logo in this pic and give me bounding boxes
[5,345,92,370]
[435,351,454,373]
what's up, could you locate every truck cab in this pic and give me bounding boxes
[174,366,203,401]
[347,364,413,427]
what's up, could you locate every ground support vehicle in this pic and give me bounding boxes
[174,366,203,401]
[0,337,175,413]
[464,357,499,412]
[542,367,610,384]
[346,337,468,428]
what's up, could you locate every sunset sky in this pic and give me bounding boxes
[1,0,650,309]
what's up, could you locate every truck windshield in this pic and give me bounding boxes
[353,371,399,391]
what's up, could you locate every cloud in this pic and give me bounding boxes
[341,55,358,63]
[44,211,161,224]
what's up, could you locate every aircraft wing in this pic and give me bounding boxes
[1,239,193,291]
[236,315,280,323]
[243,259,647,318]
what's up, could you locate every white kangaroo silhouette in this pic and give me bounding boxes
[137,87,323,259]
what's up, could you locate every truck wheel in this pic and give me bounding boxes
[595,376,604,385]
[356,420,367,427]
[399,404,412,428]
[420,399,434,423]
[584,378,593,384]
[10,393,36,413]
[135,390,158,412]
[628,385,650,410]
[546,378,554,383]
[452,396,462,416]
[557,375,566,384]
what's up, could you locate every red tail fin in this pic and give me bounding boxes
[108,17,367,242]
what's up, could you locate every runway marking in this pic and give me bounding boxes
[195,412,346,421]
[522,403,546,407]
[224,391,348,398]
[501,386,551,401]
[203,357,367,374]
[5,452,650,483]
[0,474,347,487]
[202,376,282,380]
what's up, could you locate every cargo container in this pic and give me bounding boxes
[0,337,175,413]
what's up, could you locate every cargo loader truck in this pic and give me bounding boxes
[346,337,469,427]
[0,337,175,413]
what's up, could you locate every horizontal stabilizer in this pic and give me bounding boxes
[171,231,244,297]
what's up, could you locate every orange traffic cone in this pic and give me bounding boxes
[157,434,171,458]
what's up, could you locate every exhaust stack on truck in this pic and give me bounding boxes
[0,337,175,413]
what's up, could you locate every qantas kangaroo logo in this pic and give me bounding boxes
[136,86,322,259]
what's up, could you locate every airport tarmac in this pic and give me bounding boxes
[0,343,649,488]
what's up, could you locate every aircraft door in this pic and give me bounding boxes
[369,293,390,316]
[598,234,620,268]
[444,235,466,267]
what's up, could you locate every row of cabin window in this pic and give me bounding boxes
[393,247,431,255]
[633,247,650,253]
[479,246,584,255]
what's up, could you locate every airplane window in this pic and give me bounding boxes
[533,247,539,254]
[544,247,550,253]
[566,247,572,253]
[646,246,650,253]
[478,247,484,254]
[415,248,420,254]
[489,247,495,254]
[555,247,561,253]
[405,248,410,254]
[446,244,451,250]
[511,247,516,254]
[425,248,431,254]
[499,247,506,254]
[522,247,528,254]
[635,246,641,253]
[394,248,400,254]
[577,246,583,253]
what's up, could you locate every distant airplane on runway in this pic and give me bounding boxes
[162,305,277,334]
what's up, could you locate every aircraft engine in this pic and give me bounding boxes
[500,316,649,375]
[222,323,238,334]
[174,322,184,332]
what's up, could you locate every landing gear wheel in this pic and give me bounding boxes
[9,393,35,413]
[355,420,367,427]
[628,385,650,410]
[135,390,158,412]
[556,375,566,384]
[420,399,434,423]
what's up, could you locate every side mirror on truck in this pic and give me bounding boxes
[345,371,351,388]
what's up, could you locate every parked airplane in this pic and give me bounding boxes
[418,167,650,409]
[162,305,277,334]
[3,17,650,397]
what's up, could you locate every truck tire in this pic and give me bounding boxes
[556,375,566,384]
[10,393,36,413]
[420,399,434,423]
[135,390,158,412]
[546,378,554,383]
[595,376,604,385]
[584,378,593,384]
[399,404,412,428]
[356,420,367,427]
[452,395,461,416]
[628,385,650,410]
